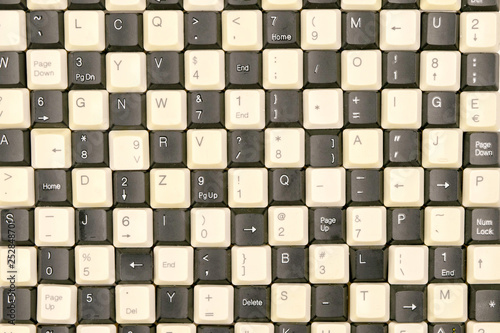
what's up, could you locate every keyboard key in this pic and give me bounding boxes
[264,11,300,48]
[195,247,230,283]
[228,168,268,208]
[349,283,389,322]
[1,287,36,323]
[0,246,37,286]
[234,287,270,320]
[273,246,307,282]
[69,0,105,9]
[381,89,422,129]
[271,283,310,322]
[37,285,77,324]
[109,92,145,128]
[343,129,383,168]
[262,0,302,10]
[387,209,424,245]
[268,206,308,246]
[143,10,183,51]
[263,49,303,89]
[420,51,461,92]
[422,129,463,168]
[106,53,147,93]
[106,13,143,52]
[31,90,67,127]
[78,287,114,323]
[68,91,108,130]
[382,52,419,89]
[304,52,341,88]
[379,10,420,51]
[463,168,500,207]
[388,245,428,284]
[420,0,461,10]
[226,53,262,89]
[467,245,500,283]
[306,132,342,167]
[311,324,349,333]
[78,325,115,333]
[185,50,225,90]
[384,130,420,166]
[344,91,381,128]
[28,0,67,9]
[460,12,500,53]
[105,0,146,11]
[157,325,195,333]
[424,207,465,246]
[116,248,153,283]
[34,207,75,246]
[153,246,193,285]
[114,171,149,207]
[184,0,224,10]
[421,13,459,50]
[28,11,63,49]
[469,285,500,321]
[113,208,153,248]
[429,247,464,282]
[301,9,341,50]
[0,129,30,166]
[64,11,105,51]
[146,90,186,130]
[347,169,383,205]
[266,90,302,127]
[306,167,346,207]
[422,92,459,128]
[72,168,113,208]
[342,12,379,50]
[194,285,234,324]
[462,0,499,11]
[312,285,347,321]
[27,49,67,90]
[185,12,221,50]
[222,10,263,51]
[76,209,112,245]
[0,10,26,51]
[350,247,386,282]
[232,210,267,246]
[31,128,71,169]
[425,169,461,205]
[341,50,381,90]
[190,208,231,247]
[68,52,105,90]
[346,206,386,246]
[187,129,227,169]
[75,245,114,285]
[341,0,381,10]
[265,128,304,168]
[109,130,150,170]
[150,169,190,208]
[157,287,192,322]
[72,131,108,167]
[391,287,426,323]
[0,209,34,246]
[461,53,499,91]
[115,284,155,324]
[0,88,30,129]
[187,91,223,129]
[232,245,272,285]
[309,244,349,283]
[0,167,34,208]
[225,90,265,129]
[384,167,424,207]
[427,283,467,322]
[460,92,500,131]
[35,169,71,206]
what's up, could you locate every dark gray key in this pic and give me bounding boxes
[114,171,149,207]
[391,287,425,323]
[226,52,261,88]
[147,0,182,9]
[421,13,459,50]
[462,53,499,91]
[430,247,464,281]
[266,90,302,127]
[264,11,300,48]
[38,327,76,333]
[76,209,112,244]
[344,91,380,128]
[228,130,264,167]
[270,169,304,205]
[383,52,419,88]
[192,171,227,206]
[352,324,387,333]
[110,94,146,129]
[106,13,143,51]
[195,248,230,283]
[462,0,499,11]
[342,12,379,49]
[466,208,500,243]
[0,130,30,165]
[425,169,461,206]
[276,324,307,333]
[384,130,420,166]
[312,285,347,321]
[429,325,463,333]
[38,248,74,284]
[464,132,500,167]
[198,327,232,333]
[0,0,26,9]
[78,287,114,323]
[185,12,221,49]
[470,286,500,322]
[35,170,71,206]
[387,208,424,244]
[188,92,224,128]
[118,326,154,333]
[69,0,105,9]
[310,208,345,243]
[0,52,25,87]
[382,0,418,8]
[116,249,153,283]
[422,92,459,128]
[153,209,190,245]
[157,287,192,322]
[31,91,68,127]
[28,11,64,49]
[304,51,341,88]
[1,287,35,323]
[350,247,387,281]
[225,0,261,8]
[273,247,307,282]
[303,0,339,8]
[347,169,383,205]
[150,131,186,167]
[0,209,34,246]
[68,52,105,89]
[306,131,342,167]
[232,210,267,246]
[147,52,184,89]
[235,286,269,320]
[72,131,108,166]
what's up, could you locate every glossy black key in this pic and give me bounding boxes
[0,130,30,165]
[185,12,221,49]
[232,209,267,246]
[225,0,261,8]
[35,170,71,206]
[425,169,461,205]
[429,324,463,333]
[0,209,34,246]
[387,208,424,244]
[382,0,418,8]
[110,93,146,129]
[465,208,500,244]
[235,286,269,320]
[150,131,186,167]
[304,51,341,88]
[228,130,264,167]
[78,287,114,323]
[273,247,307,282]
[384,130,420,166]
[28,11,64,49]
[69,52,105,89]
[462,53,499,91]
[147,52,184,89]
[264,11,300,48]
[153,209,190,245]
[421,13,459,50]
[266,90,302,127]
[76,209,112,244]
[270,169,304,205]
[118,326,154,333]
[470,285,500,321]
[38,327,76,333]
[429,247,464,281]
[342,12,379,49]
[312,285,347,321]
[422,92,459,128]
[106,13,143,51]
[310,208,345,243]
[347,169,383,205]
[188,91,224,128]
[306,131,342,167]
[114,172,149,206]
[0,52,25,87]
[195,248,230,283]
[157,287,192,322]
[0,0,25,9]
[344,91,381,128]
[38,248,74,284]
[226,52,261,88]
[350,247,387,281]
[391,286,425,323]
[464,132,500,167]
[68,0,105,9]
[116,249,153,283]
[352,324,387,333]
[73,131,108,166]
[1,287,35,323]
[192,171,226,206]
[303,0,339,8]
[146,0,182,9]
[383,52,419,88]
[462,0,499,11]
[31,91,68,127]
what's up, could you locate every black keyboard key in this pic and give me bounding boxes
[347,169,383,205]
[0,0,26,9]
[429,324,463,333]
[276,325,307,333]
[350,247,387,282]
[422,92,459,128]
[235,286,269,320]
[470,285,500,322]
[106,13,143,51]
[225,0,261,9]
[110,93,146,129]
[342,12,379,49]
[462,0,499,11]
[226,52,262,88]
[382,52,419,88]
[384,130,420,166]
[312,285,347,321]
[195,248,230,283]
[352,324,387,333]
[270,169,304,205]
[304,51,341,88]
[76,209,112,244]
[188,91,224,128]
[192,171,227,206]
[303,0,339,8]
[116,249,153,283]
[462,53,499,91]
[150,131,186,168]
[391,286,425,323]
[69,0,105,9]
[38,248,74,284]
[228,130,264,167]
[266,90,302,127]
[430,247,464,282]
[78,287,115,323]
[198,327,233,333]
[147,52,184,89]
[421,13,459,50]
[273,247,307,282]
[146,0,182,9]
[0,129,30,166]
[38,327,76,333]
[382,0,419,8]
[153,209,190,245]
[185,12,221,49]
[425,169,461,206]
[232,209,267,246]
[31,91,68,127]
[28,11,64,49]
[306,131,342,167]
[0,209,34,246]
[310,208,345,243]
[466,208,500,244]
[344,91,381,128]
[35,170,71,206]
[387,208,424,244]
[113,171,149,207]
[465,132,500,167]
[1,287,35,323]
[157,287,192,322]
[72,131,108,167]
[0,52,25,88]
[264,11,300,48]
[69,52,105,89]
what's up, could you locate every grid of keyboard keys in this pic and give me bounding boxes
[0,1,500,333]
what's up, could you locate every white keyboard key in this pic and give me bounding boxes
[154,246,193,286]
[194,285,234,324]
[467,245,500,284]
[380,10,420,51]
[0,325,35,333]
[349,283,389,322]
[147,90,187,130]
[388,323,427,333]
[346,206,386,246]
[228,168,268,208]
[265,128,305,168]
[460,92,500,131]
[37,285,77,324]
[68,90,109,130]
[185,50,225,90]
[187,129,227,169]
[309,244,349,284]
[381,89,422,129]
[75,245,115,285]
[463,168,500,207]
[109,130,150,170]
[467,322,500,333]
[113,208,153,248]
[222,10,263,51]
[235,323,274,333]
[64,11,105,51]
[191,208,231,247]
[225,90,265,130]
[311,323,350,333]
[0,89,30,129]
[116,285,155,323]
[420,0,460,10]
[343,129,383,168]
[388,246,429,285]
[303,89,343,129]
[150,169,190,209]
[384,167,424,207]
[0,11,26,51]
[341,0,381,10]
[460,12,500,53]
[27,49,68,90]
[427,283,467,322]
[77,325,116,333]
[0,167,34,208]
[271,284,311,322]
[268,206,308,246]
[263,49,303,89]
[262,0,302,10]
[424,207,465,246]
[301,10,341,50]
[28,0,67,9]
[35,207,75,246]
[143,11,184,51]
[106,53,146,93]
[341,50,381,90]
[158,324,196,333]
[305,167,346,207]
[422,129,463,168]
[31,129,71,169]
[106,0,146,11]
[232,246,272,285]
[420,51,461,91]
[0,246,36,286]
[72,168,113,208]
[184,0,223,10]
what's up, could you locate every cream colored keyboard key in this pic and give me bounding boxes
[232,246,272,285]
[309,244,349,284]
[0,11,26,51]
[349,283,390,322]
[150,169,190,209]
[343,129,383,168]
[225,90,265,130]
[427,283,467,322]
[388,246,429,285]
[116,285,155,323]
[113,208,153,248]
[467,245,500,284]
[422,129,463,168]
[346,206,386,246]
[147,90,186,130]
[235,323,274,333]
[187,129,227,169]
[35,207,75,246]
[28,0,67,9]
[380,10,420,51]
[341,0,381,10]
[158,324,196,333]
[72,168,113,208]
[75,245,115,285]
[388,323,427,333]
[109,130,149,170]
[341,50,381,90]
[0,89,30,129]
[381,89,422,129]
[222,10,262,51]
[143,11,184,51]
[0,325,35,333]
[311,323,350,333]
[106,0,146,11]
[271,284,311,322]
[64,11,105,51]
[0,167,34,208]
[194,285,234,324]
[460,12,500,53]
[37,284,77,324]
[228,168,268,208]
[424,207,465,246]
[265,128,305,168]
[306,167,346,207]
[184,0,223,10]
[69,90,109,130]
[185,50,225,90]
[467,322,500,333]
[420,51,461,91]
[301,10,341,50]
[154,246,193,285]
[268,206,308,246]
[31,129,71,169]
[0,246,36,287]
[460,92,500,131]
[303,89,343,129]
[420,0,460,10]
[262,0,301,10]
[384,167,424,207]
[106,53,146,93]
[27,50,67,90]
[463,168,500,207]
[263,49,303,89]
[191,208,231,247]
[77,325,116,333]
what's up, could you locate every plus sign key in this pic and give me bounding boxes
[194,285,234,324]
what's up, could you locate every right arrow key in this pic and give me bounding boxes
[425,169,462,206]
